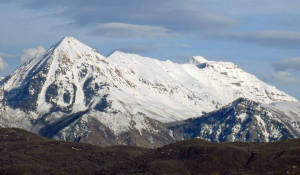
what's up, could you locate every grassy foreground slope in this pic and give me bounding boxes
[1,128,300,174]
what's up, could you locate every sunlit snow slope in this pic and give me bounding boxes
[0,37,298,147]
[0,37,297,123]
[107,51,298,112]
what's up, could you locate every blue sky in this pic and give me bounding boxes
[1,0,300,99]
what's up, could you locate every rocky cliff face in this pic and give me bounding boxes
[0,37,298,147]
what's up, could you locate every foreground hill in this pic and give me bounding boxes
[1,128,300,175]
[0,37,298,148]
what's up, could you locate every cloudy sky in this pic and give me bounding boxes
[1,0,300,99]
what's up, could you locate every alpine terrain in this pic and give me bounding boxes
[0,37,299,147]
[168,98,300,142]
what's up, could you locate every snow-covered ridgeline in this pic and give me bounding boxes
[0,37,298,146]
[169,98,300,143]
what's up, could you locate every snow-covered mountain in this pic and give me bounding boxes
[0,37,298,147]
[108,52,297,108]
[168,98,300,142]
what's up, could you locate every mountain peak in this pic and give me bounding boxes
[54,37,81,48]
[61,36,76,41]
[187,56,208,66]
[50,37,106,61]
[107,50,122,57]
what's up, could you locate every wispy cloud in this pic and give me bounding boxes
[209,30,300,49]
[5,0,300,50]
[91,23,179,39]
[0,57,8,71]
[20,46,45,63]
[201,0,300,16]
[2,0,237,37]
[270,71,300,84]
[273,57,300,71]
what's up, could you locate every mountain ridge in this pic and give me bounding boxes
[0,37,298,148]
[168,97,300,142]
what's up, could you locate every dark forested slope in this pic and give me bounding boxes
[1,128,300,175]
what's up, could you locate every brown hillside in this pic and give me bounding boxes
[1,128,300,174]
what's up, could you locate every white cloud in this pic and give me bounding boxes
[92,23,179,39]
[0,56,8,71]
[20,46,45,63]
[273,57,300,71]
[271,71,300,84]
